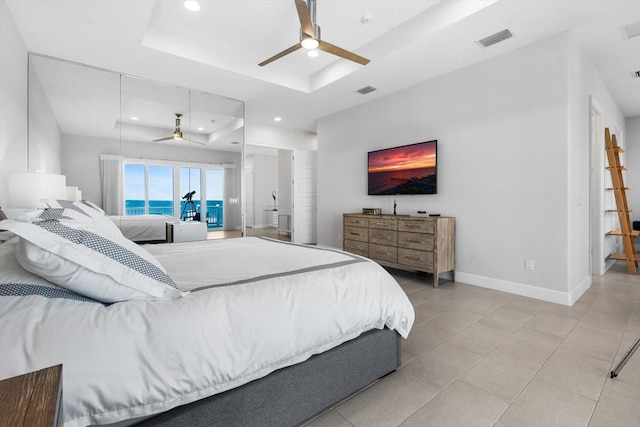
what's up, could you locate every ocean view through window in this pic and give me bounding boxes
[124,161,225,229]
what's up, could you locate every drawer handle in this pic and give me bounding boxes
[406,257,421,261]
[407,240,422,244]
[349,232,360,236]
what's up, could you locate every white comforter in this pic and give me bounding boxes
[0,237,414,426]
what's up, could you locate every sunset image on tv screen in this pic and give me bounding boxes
[368,140,437,195]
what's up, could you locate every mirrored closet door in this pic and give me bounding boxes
[28,54,244,239]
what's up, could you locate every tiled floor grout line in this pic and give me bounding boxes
[311,267,639,427]
[394,296,521,426]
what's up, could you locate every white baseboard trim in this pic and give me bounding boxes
[568,276,591,305]
[455,272,590,306]
[250,224,272,229]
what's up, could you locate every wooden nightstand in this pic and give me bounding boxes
[0,365,62,427]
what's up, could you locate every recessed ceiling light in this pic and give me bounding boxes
[197,127,204,131]
[131,116,138,121]
[184,1,200,12]
[274,117,282,122]
[307,50,319,58]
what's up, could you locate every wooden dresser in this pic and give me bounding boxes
[343,213,454,287]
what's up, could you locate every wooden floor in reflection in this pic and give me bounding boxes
[207,227,291,242]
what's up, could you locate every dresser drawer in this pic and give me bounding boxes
[398,248,433,270]
[398,219,434,234]
[398,232,434,251]
[368,217,398,230]
[370,244,397,263]
[344,215,369,227]
[344,239,368,257]
[344,226,368,242]
[370,229,397,246]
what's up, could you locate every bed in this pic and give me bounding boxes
[108,214,172,242]
[0,201,414,427]
[79,200,171,242]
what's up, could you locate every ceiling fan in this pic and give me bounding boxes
[259,0,370,67]
[152,113,205,145]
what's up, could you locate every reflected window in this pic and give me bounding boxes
[206,169,224,229]
[180,167,201,221]
[124,164,145,215]
[149,165,174,216]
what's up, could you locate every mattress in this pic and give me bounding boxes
[0,237,414,427]
[109,214,171,241]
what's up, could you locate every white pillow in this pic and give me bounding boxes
[2,217,185,303]
[42,199,123,237]
[0,237,99,303]
[81,199,106,215]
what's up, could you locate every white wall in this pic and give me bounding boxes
[626,116,640,224]
[247,154,278,228]
[1,2,62,214]
[0,0,28,210]
[28,63,62,174]
[318,32,623,305]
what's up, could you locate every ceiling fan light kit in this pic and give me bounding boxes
[259,0,369,67]
[301,36,319,49]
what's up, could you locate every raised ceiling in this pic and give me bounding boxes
[6,0,640,133]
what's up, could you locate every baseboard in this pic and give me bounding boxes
[567,275,591,305]
[454,272,589,306]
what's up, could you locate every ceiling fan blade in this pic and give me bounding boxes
[153,136,176,142]
[259,43,303,67]
[294,0,314,37]
[318,40,370,65]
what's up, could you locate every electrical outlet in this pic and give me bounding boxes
[525,259,534,271]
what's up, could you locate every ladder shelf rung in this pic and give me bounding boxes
[608,230,640,237]
[610,252,640,262]
[605,146,625,153]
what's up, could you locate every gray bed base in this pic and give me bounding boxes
[136,327,401,427]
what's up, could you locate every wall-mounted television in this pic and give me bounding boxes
[368,140,437,195]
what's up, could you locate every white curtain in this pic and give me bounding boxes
[100,154,124,215]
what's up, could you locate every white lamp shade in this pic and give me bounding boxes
[8,172,67,209]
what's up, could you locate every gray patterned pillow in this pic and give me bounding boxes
[0,237,99,303]
[2,214,185,303]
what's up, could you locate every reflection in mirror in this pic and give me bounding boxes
[28,54,244,241]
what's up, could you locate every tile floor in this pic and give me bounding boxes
[305,263,640,427]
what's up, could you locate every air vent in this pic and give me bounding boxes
[230,141,240,145]
[357,86,377,95]
[478,29,513,48]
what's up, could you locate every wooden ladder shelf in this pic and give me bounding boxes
[605,128,639,274]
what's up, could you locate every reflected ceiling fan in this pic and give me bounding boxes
[259,0,370,67]
[152,113,205,145]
